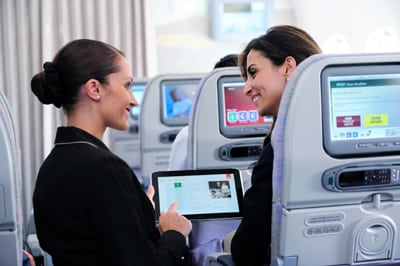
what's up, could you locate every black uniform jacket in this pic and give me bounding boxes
[33,126,187,266]
[231,135,273,266]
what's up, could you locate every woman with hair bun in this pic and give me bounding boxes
[31,39,192,266]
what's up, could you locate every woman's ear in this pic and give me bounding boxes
[84,79,101,101]
[284,56,297,78]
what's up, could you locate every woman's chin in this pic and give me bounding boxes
[114,123,129,131]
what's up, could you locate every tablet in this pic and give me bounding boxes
[151,168,243,220]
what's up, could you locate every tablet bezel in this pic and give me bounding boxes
[151,168,244,220]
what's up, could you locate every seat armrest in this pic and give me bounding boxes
[206,252,236,266]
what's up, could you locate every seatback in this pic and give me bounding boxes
[140,73,204,186]
[0,90,22,265]
[271,53,400,266]
[187,67,272,190]
[109,78,148,172]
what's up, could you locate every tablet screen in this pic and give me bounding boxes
[151,168,243,220]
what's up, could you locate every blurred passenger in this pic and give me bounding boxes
[230,25,322,266]
[168,54,239,170]
[31,39,192,266]
[169,87,192,117]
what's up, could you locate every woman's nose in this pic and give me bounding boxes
[243,82,252,96]
[129,92,138,107]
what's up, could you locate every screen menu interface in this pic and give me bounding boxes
[157,173,240,215]
[223,82,273,127]
[329,73,400,142]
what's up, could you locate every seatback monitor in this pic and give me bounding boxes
[321,63,400,157]
[209,0,273,41]
[218,75,273,138]
[130,81,147,120]
[160,79,200,126]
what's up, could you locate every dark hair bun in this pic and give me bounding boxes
[31,62,64,108]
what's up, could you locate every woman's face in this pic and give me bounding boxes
[101,56,137,130]
[243,49,288,117]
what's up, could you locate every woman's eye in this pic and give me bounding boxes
[248,69,256,77]
[125,82,132,90]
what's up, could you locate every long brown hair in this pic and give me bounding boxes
[239,25,322,81]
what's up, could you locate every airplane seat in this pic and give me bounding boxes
[207,52,400,266]
[139,73,204,188]
[190,219,241,266]
[271,52,400,266]
[0,90,23,266]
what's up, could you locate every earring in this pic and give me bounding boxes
[96,95,100,100]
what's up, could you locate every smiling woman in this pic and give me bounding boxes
[95,58,136,134]
[230,25,322,266]
[30,39,193,266]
